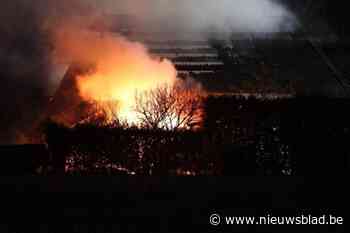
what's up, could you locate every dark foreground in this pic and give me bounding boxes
[0,96,348,232]
[3,96,349,176]
[0,176,347,232]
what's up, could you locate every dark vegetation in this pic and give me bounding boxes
[0,144,49,175]
[41,96,350,176]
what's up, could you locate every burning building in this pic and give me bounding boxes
[2,0,350,142]
[1,0,350,177]
[46,6,348,129]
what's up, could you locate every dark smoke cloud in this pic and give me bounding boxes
[0,0,93,144]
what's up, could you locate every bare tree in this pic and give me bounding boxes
[135,79,205,130]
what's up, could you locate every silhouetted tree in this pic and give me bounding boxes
[135,80,204,130]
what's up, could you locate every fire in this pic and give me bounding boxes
[53,27,203,128]
[60,32,177,125]
[77,57,177,124]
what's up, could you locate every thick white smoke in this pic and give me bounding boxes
[96,0,297,35]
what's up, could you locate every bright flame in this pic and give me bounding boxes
[77,62,177,124]
[71,33,177,125]
[53,27,204,128]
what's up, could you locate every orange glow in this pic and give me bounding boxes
[77,57,177,124]
[53,27,205,128]
[58,31,177,125]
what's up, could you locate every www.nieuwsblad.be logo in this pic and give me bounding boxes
[210,214,344,226]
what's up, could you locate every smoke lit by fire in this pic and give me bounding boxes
[54,27,188,126]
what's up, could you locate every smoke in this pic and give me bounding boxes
[100,0,297,36]
[0,0,297,144]
[0,0,92,144]
[52,26,177,125]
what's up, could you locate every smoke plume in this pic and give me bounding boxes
[52,27,177,125]
[98,0,297,36]
[0,0,297,144]
[0,0,92,144]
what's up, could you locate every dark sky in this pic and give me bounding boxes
[284,0,350,35]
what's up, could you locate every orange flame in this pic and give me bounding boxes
[77,57,177,124]
[53,27,205,128]
[55,29,176,124]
